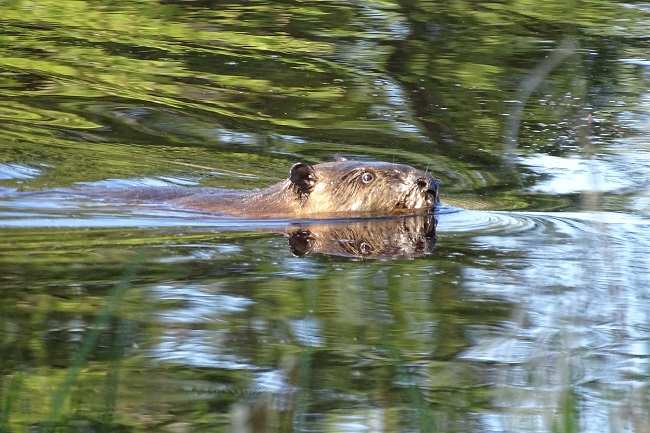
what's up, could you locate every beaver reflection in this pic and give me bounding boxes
[285,214,437,259]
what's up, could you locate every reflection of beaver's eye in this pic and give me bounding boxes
[361,172,375,184]
[359,242,372,255]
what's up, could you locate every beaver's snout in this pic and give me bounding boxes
[416,175,439,205]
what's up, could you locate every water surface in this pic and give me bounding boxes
[1,1,650,432]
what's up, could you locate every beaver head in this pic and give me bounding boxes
[281,157,439,217]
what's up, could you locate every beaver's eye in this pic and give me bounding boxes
[361,172,375,184]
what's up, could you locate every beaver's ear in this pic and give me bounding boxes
[333,154,348,162]
[290,163,318,193]
[288,229,315,257]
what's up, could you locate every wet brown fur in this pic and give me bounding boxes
[173,159,438,218]
[65,158,438,219]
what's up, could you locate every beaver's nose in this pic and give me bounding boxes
[417,176,439,204]
[416,177,430,191]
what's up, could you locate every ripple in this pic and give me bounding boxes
[437,206,537,235]
[76,177,191,188]
[0,163,41,180]
[0,101,100,128]
[438,206,650,251]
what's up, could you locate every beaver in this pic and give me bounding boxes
[71,156,439,219]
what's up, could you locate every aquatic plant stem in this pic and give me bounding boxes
[42,252,144,432]
[503,38,578,165]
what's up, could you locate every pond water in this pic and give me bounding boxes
[1,1,650,432]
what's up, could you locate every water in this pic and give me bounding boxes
[1,1,650,432]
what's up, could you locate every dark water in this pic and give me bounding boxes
[1,1,650,432]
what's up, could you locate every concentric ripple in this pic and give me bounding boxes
[437,205,650,245]
[437,205,537,235]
